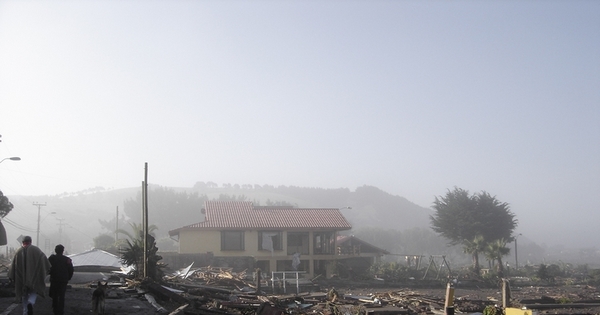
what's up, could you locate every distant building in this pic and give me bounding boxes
[69,248,124,271]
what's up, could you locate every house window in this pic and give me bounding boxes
[258,231,283,251]
[314,232,335,254]
[287,232,309,255]
[221,231,245,250]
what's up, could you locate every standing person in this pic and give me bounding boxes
[9,235,51,315]
[48,244,74,315]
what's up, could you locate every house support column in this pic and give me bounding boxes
[325,260,336,279]
[308,231,314,278]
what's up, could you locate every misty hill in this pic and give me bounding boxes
[5,184,431,251]
[7,184,600,268]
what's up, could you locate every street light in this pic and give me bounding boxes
[42,212,57,222]
[0,157,21,163]
[514,233,522,270]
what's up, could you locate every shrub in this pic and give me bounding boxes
[368,262,410,282]
[483,305,504,315]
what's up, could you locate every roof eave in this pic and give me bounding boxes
[170,226,352,233]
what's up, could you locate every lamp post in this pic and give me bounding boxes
[0,157,21,164]
[515,233,522,270]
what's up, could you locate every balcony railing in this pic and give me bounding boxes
[337,245,361,255]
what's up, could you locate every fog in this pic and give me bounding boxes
[0,2,598,254]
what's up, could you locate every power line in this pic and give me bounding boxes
[3,217,35,231]
[63,223,93,240]
[2,218,36,232]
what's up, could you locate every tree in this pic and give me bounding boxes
[430,187,517,275]
[116,222,158,241]
[483,238,511,278]
[476,192,517,242]
[537,264,554,283]
[264,199,297,207]
[119,222,163,281]
[0,190,14,218]
[0,190,11,246]
[430,188,517,244]
[463,235,486,274]
[122,186,206,239]
[93,234,117,253]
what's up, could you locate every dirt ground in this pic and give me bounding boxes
[0,283,156,315]
[1,277,599,315]
[0,270,160,315]
[332,281,600,315]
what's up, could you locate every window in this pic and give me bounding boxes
[287,232,309,255]
[314,232,335,254]
[258,231,283,251]
[221,231,245,250]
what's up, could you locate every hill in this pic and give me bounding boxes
[4,184,431,253]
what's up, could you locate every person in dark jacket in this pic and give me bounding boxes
[48,244,74,315]
[9,235,51,315]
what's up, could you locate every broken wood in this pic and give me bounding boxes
[168,304,189,315]
[144,280,190,304]
[145,293,167,313]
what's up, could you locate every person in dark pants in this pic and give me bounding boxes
[9,236,51,315]
[48,244,74,315]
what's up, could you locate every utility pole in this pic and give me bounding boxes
[115,206,119,243]
[33,202,47,245]
[56,218,66,244]
[514,233,522,270]
[142,162,149,278]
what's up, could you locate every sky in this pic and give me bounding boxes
[0,1,598,248]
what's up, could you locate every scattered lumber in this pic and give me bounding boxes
[109,266,600,315]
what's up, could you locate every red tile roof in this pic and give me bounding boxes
[170,201,352,235]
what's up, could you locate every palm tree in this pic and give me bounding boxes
[484,238,511,278]
[116,222,158,242]
[118,222,161,280]
[463,235,486,275]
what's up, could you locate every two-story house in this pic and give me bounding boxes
[168,200,353,278]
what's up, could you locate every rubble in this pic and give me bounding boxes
[0,258,599,315]
[106,265,600,315]
[111,265,600,315]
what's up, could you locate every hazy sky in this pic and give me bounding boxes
[0,1,598,247]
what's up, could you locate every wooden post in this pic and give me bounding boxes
[256,268,262,294]
[502,278,511,308]
[445,282,455,315]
